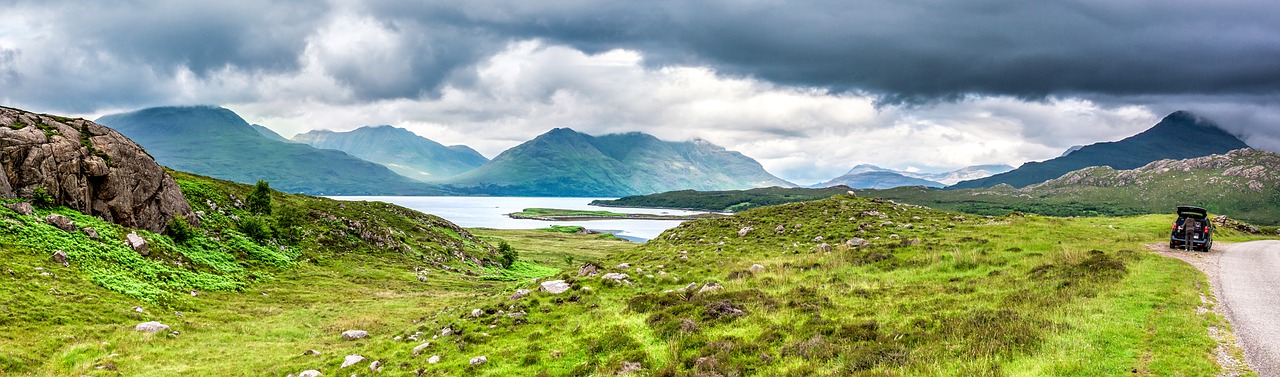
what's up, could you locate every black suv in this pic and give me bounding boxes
[1170,206,1213,251]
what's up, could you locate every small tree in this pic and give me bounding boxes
[31,187,55,208]
[167,215,196,243]
[239,216,271,242]
[498,241,518,267]
[246,180,272,215]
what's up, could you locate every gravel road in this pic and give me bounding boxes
[1217,241,1280,377]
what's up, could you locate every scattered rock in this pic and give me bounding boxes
[905,238,921,246]
[427,355,441,364]
[470,356,488,365]
[698,282,724,294]
[774,225,785,233]
[440,327,453,337]
[298,370,322,377]
[601,273,629,281]
[341,330,368,340]
[413,343,431,356]
[81,226,99,239]
[816,243,832,253]
[340,354,365,368]
[510,289,531,300]
[812,236,823,242]
[51,250,69,267]
[45,214,76,232]
[4,202,33,215]
[471,309,484,318]
[540,280,570,294]
[369,360,382,373]
[507,311,526,319]
[749,264,764,273]
[125,232,148,256]
[680,282,698,292]
[845,238,869,248]
[577,263,600,277]
[134,321,170,333]
[737,227,753,237]
[417,275,428,282]
[190,290,198,297]
[301,349,320,356]
[616,263,630,268]
[889,234,900,239]
[619,361,643,375]
[132,306,144,313]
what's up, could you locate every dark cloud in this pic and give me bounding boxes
[367,0,1280,102]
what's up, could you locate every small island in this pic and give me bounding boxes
[507,207,724,221]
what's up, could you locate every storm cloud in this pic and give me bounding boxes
[1,0,1278,183]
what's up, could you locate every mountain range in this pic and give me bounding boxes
[949,111,1250,189]
[292,125,488,182]
[95,106,444,195]
[443,128,794,196]
[814,164,1013,189]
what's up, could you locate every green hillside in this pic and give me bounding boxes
[292,125,488,182]
[445,128,794,196]
[96,106,446,195]
[864,148,1280,226]
[592,186,854,212]
[950,111,1250,189]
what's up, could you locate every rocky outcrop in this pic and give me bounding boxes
[0,106,194,233]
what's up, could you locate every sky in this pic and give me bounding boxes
[2,1,1278,184]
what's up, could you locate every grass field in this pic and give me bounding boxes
[4,180,1275,375]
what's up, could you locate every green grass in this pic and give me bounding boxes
[513,208,630,218]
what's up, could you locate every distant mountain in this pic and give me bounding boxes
[444,128,794,196]
[292,125,488,182]
[96,106,445,195]
[249,124,292,143]
[950,111,1250,189]
[863,148,1280,225]
[814,164,1012,189]
[1059,145,1084,157]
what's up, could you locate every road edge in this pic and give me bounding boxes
[1150,242,1256,377]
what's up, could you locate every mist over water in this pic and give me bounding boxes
[328,196,705,241]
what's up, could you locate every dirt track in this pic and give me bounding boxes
[1160,241,1280,377]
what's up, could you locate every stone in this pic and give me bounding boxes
[540,280,570,294]
[749,264,764,273]
[577,263,600,277]
[298,370,322,377]
[846,238,869,248]
[601,273,629,281]
[889,234,900,239]
[81,227,99,239]
[133,306,144,313]
[301,349,321,356]
[774,225,785,233]
[680,282,698,292]
[0,107,196,233]
[51,250,69,267]
[134,321,170,333]
[370,359,382,373]
[340,354,365,368]
[507,311,526,319]
[470,356,488,365]
[471,308,484,318]
[510,289,531,300]
[45,214,76,232]
[3,202,32,215]
[616,263,630,268]
[341,330,368,340]
[125,232,148,256]
[816,243,832,252]
[737,226,753,237]
[427,355,441,364]
[812,236,823,242]
[619,361,643,375]
[413,343,431,356]
[440,327,453,337]
[698,282,724,294]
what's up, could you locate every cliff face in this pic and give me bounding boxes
[0,106,193,233]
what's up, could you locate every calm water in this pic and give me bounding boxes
[327,196,706,241]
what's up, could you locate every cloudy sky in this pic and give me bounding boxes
[2,0,1278,184]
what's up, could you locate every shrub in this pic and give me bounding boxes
[31,187,55,208]
[167,215,196,243]
[239,216,271,242]
[498,241,518,267]
[273,206,304,242]
[246,180,272,215]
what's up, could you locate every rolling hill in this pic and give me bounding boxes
[95,106,445,195]
[292,125,488,182]
[444,128,794,196]
[949,111,1249,189]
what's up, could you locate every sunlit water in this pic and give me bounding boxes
[327,196,707,242]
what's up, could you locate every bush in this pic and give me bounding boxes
[273,206,304,242]
[31,187,55,208]
[498,241,518,267]
[239,216,271,242]
[246,180,272,215]
[167,215,197,243]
